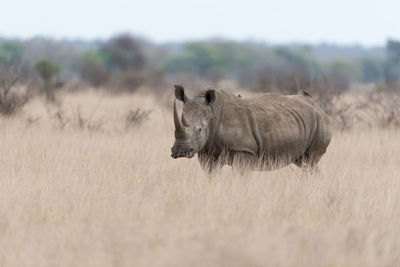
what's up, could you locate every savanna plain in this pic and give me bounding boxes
[0,89,399,267]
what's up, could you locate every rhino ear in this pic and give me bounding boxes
[174,85,187,103]
[205,89,216,104]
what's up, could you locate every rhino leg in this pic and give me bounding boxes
[294,160,321,174]
[294,147,324,174]
[198,151,222,176]
[294,112,331,175]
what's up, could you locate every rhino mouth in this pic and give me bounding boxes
[171,149,195,159]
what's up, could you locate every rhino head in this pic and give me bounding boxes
[171,85,216,159]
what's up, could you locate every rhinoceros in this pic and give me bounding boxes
[170,85,332,174]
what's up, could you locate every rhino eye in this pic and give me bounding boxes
[198,128,202,132]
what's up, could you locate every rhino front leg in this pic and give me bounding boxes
[198,152,221,176]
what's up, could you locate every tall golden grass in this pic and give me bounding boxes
[0,91,399,267]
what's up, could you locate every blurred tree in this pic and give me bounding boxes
[385,39,400,84]
[102,34,146,71]
[0,40,24,65]
[164,40,268,85]
[0,63,30,115]
[34,59,61,102]
[100,34,147,90]
[361,57,384,83]
[273,46,322,93]
[0,36,390,94]
[237,46,322,93]
[79,50,109,87]
[22,38,79,80]
[324,59,361,92]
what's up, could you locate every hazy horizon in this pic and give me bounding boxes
[0,34,392,49]
[1,0,399,47]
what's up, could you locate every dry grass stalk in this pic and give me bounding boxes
[0,90,399,266]
[125,108,152,128]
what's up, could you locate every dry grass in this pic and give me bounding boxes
[0,91,399,267]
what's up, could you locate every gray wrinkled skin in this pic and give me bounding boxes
[171,85,332,174]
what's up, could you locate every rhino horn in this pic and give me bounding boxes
[181,112,189,127]
[174,100,184,133]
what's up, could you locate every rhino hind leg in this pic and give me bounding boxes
[293,149,323,174]
[295,114,331,174]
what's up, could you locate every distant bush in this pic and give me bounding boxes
[323,59,361,92]
[2,36,400,96]
[102,35,146,71]
[385,40,400,86]
[79,50,109,87]
[247,46,322,94]
[0,64,30,115]
[0,41,24,65]
[34,59,61,102]
[164,40,258,83]
[47,105,106,131]
[327,89,400,131]
[125,108,152,128]
[101,34,147,91]
[361,57,385,83]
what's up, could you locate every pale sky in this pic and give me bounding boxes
[0,0,398,46]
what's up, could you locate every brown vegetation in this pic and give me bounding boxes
[0,89,399,266]
[314,85,400,130]
[0,64,31,115]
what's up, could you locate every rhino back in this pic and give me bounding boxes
[215,93,324,162]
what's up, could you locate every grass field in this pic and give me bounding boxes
[0,91,399,267]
